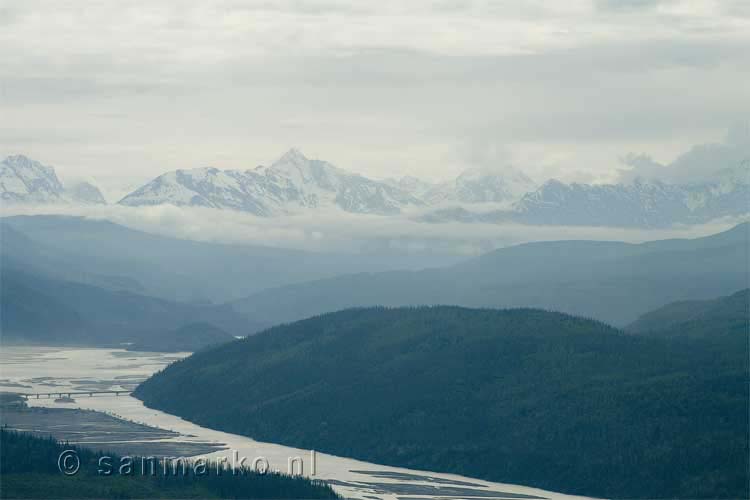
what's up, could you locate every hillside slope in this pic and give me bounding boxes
[0,266,261,345]
[2,215,459,303]
[135,306,749,499]
[626,289,749,341]
[0,272,91,344]
[232,222,749,327]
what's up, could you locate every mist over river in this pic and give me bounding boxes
[0,345,592,500]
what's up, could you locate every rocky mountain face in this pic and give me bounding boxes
[0,155,106,205]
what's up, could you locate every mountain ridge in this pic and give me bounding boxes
[230,222,749,327]
[1,214,461,303]
[4,151,747,228]
[116,152,750,225]
[119,149,425,216]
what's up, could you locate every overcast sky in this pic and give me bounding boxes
[1,0,748,199]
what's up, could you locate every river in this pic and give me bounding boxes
[0,345,592,500]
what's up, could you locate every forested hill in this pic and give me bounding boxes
[135,306,749,499]
[626,288,749,341]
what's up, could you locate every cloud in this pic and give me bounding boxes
[617,123,750,184]
[2,202,744,258]
[1,1,748,187]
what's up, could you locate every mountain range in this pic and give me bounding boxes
[2,214,747,349]
[229,222,749,327]
[1,215,459,303]
[2,151,747,228]
[118,148,538,215]
[2,214,746,332]
[427,162,749,227]
[119,149,425,215]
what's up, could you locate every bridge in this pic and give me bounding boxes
[20,390,131,400]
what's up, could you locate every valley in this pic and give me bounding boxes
[1,205,747,499]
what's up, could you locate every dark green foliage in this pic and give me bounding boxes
[626,289,749,342]
[0,429,338,499]
[136,306,749,499]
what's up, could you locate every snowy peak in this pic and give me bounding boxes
[4,155,60,183]
[274,148,308,166]
[0,155,105,205]
[262,149,346,193]
[1,155,65,203]
[120,150,424,216]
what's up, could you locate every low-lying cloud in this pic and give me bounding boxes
[2,202,744,258]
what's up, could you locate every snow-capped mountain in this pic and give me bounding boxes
[119,149,424,215]
[513,161,749,227]
[1,155,65,203]
[512,179,693,227]
[10,149,745,228]
[420,160,749,227]
[681,160,749,221]
[0,155,106,205]
[121,150,543,216]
